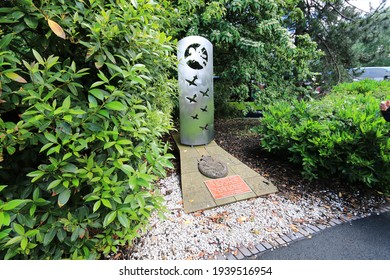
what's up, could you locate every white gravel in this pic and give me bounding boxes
[125,173,380,260]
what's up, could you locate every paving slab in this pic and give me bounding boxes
[173,134,278,213]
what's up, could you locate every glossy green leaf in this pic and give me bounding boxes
[20,237,28,250]
[101,199,112,209]
[44,132,58,143]
[104,101,127,111]
[48,179,62,190]
[5,236,23,247]
[93,200,101,213]
[117,212,130,228]
[103,211,117,227]
[58,189,71,207]
[13,223,25,235]
[3,199,28,211]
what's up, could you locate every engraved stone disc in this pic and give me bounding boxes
[198,155,228,179]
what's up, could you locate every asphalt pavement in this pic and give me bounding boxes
[254,211,390,260]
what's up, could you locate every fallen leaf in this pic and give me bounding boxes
[293,218,305,224]
[290,224,299,232]
[236,216,247,223]
[47,19,66,39]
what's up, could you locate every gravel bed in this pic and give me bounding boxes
[125,173,385,260]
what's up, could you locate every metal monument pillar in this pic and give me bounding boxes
[178,36,214,146]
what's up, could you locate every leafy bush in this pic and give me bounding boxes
[0,0,176,259]
[255,80,390,193]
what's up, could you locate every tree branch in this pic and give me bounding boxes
[327,2,355,22]
[317,34,341,84]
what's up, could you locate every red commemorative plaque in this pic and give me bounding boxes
[204,175,252,199]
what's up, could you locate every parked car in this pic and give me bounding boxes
[349,67,390,81]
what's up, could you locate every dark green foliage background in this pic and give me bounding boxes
[255,80,390,193]
[0,0,176,259]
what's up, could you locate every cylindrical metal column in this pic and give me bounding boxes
[178,36,214,146]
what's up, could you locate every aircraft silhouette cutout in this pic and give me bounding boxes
[199,124,209,131]
[186,94,197,103]
[200,105,208,112]
[185,75,198,86]
[200,88,209,97]
[191,114,199,120]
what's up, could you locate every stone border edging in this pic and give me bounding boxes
[211,202,390,260]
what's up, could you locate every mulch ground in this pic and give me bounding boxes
[169,117,388,215]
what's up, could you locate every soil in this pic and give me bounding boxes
[169,117,388,215]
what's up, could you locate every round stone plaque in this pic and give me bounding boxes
[198,155,228,179]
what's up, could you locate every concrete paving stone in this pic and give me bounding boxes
[280,235,292,243]
[225,252,237,260]
[195,147,209,156]
[331,218,342,225]
[293,232,304,239]
[285,233,298,241]
[261,242,273,250]
[328,220,337,226]
[181,171,206,186]
[303,226,315,234]
[275,237,286,246]
[207,140,218,147]
[307,225,321,232]
[229,164,260,179]
[244,177,278,196]
[180,148,200,159]
[214,155,242,166]
[182,188,217,213]
[340,214,352,222]
[180,158,200,174]
[238,245,253,257]
[233,249,245,260]
[214,196,237,206]
[299,228,310,236]
[215,253,227,260]
[247,245,260,255]
[255,243,267,252]
[316,224,327,230]
[234,191,257,201]
[174,133,278,213]
[204,145,225,156]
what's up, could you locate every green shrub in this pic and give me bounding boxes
[255,80,390,193]
[0,0,176,259]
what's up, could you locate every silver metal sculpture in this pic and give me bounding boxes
[178,36,214,146]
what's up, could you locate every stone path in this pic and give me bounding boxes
[173,134,278,213]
